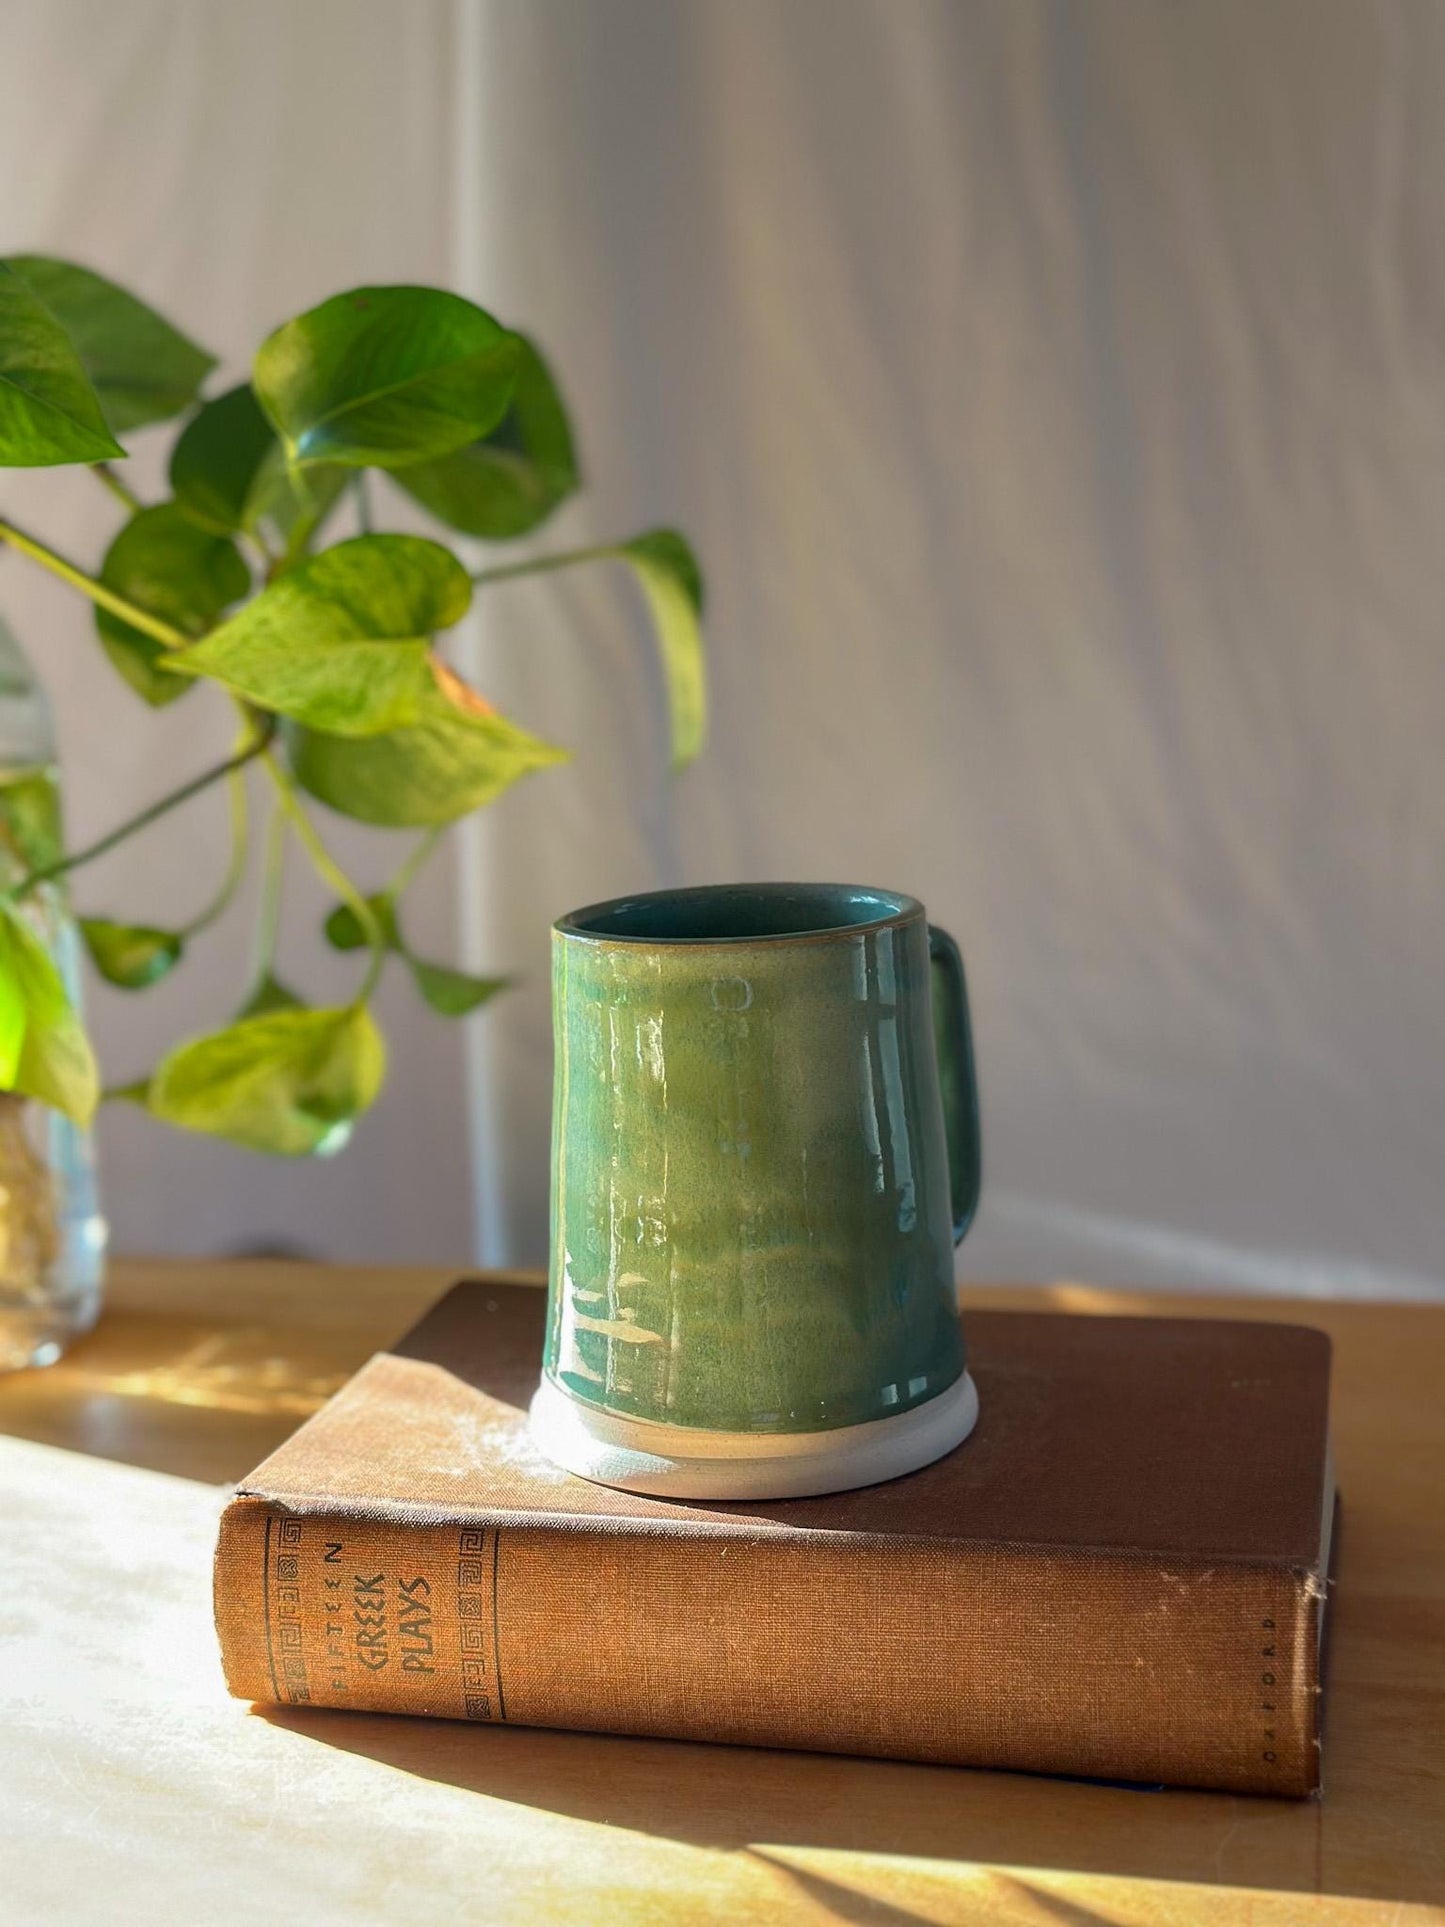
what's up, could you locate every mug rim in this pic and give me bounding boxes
[555,880,926,947]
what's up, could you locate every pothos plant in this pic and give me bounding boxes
[0,259,704,1155]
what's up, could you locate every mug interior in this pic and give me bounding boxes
[558,881,920,944]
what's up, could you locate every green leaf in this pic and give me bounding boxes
[170,382,347,549]
[5,255,214,433]
[93,503,250,705]
[166,533,471,734]
[253,285,521,470]
[148,1002,385,1156]
[0,765,63,876]
[80,917,183,990]
[323,894,399,953]
[618,530,707,767]
[0,936,24,1083]
[407,958,510,1017]
[0,902,99,1123]
[287,660,566,826]
[0,260,123,465]
[391,336,578,538]
[169,383,277,534]
[236,971,304,1019]
[474,530,706,767]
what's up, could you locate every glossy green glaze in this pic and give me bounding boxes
[544,883,980,1434]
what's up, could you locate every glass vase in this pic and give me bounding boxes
[0,618,106,1371]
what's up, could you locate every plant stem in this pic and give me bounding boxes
[471,544,614,589]
[249,802,288,983]
[91,464,143,514]
[13,725,274,899]
[100,1079,151,1105]
[0,516,186,650]
[388,826,442,898]
[271,514,318,580]
[271,469,339,578]
[179,758,250,939]
[243,528,278,575]
[260,748,386,994]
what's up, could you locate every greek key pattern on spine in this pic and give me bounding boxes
[456,1527,506,1721]
[272,1516,311,1704]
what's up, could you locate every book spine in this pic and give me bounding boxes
[215,1495,1320,1796]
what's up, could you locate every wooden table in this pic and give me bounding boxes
[2,1260,1442,1925]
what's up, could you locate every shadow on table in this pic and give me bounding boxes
[257,1704,1338,1903]
[749,1858,1120,1927]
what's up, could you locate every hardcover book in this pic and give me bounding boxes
[214,1283,1336,1795]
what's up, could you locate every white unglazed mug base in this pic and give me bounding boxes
[528,1369,979,1500]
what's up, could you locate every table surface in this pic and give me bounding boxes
[2,1260,1442,1926]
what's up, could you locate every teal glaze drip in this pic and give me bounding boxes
[544,883,979,1435]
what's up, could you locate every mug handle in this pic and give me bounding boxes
[928,925,981,1244]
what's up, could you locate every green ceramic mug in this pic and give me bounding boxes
[529,882,981,1497]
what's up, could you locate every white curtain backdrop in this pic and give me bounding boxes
[1,2,1442,1299]
[458,0,1445,1299]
